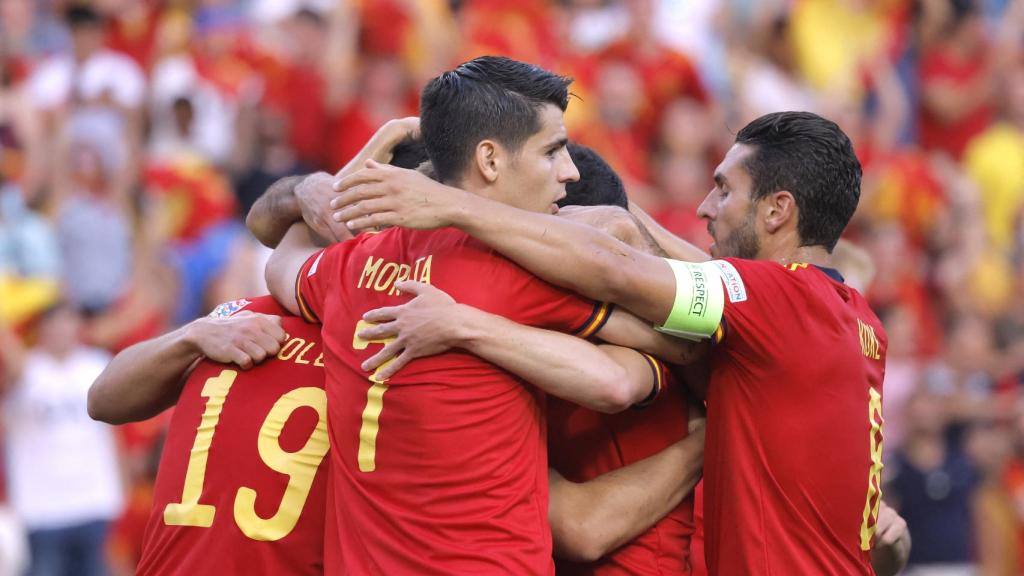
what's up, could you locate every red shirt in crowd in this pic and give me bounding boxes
[918,47,992,159]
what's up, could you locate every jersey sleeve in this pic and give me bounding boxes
[487,257,612,338]
[632,353,670,409]
[295,244,348,324]
[710,258,786,346]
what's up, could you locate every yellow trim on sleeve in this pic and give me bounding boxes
[295,264,320,324]
[576,302,612,339]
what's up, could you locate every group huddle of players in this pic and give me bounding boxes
[88,56,910,575]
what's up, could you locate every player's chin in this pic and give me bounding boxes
[708,243,720,258]
[549,203,560,215]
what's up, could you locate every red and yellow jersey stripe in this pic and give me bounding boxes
[573,302,613,339]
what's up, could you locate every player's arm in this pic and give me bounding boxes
[87,312,287,424]
[358,282,663,413]
[595,307,707,366]
[87,312,286,424]
[871,501,911,576]
[626,201,711,262]
[332,164,725,336]
[549,422,705,562]
[265,223,322,317]
[246,117,420,248]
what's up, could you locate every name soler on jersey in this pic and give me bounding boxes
[276,335,325,367]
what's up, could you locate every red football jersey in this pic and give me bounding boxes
[702,259,886,575]
[548,359,694,575]
[137,296,328,576]
[297,227,609,575]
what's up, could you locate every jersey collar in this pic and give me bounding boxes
[813,265,845,284]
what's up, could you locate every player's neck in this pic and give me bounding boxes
[763,244,834,270]
[446,174,490,200]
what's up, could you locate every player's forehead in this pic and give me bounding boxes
[524,103,568,150]
[713,143,755,189]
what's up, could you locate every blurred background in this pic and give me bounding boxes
[0,0,1022,574]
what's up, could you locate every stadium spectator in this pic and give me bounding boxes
[917,0,994,159]
[0,0,1019,571]
[54,140,133,314]
[887,388,978,572]
[1,303,123,576]
[27,4,145,202]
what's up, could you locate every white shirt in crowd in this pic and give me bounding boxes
[4,348,124,531]
[27,49,145,110]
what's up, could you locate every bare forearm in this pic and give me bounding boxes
[550,427,705,562]
[266,223,321,317]
[597,309,705,366]
[627,202,710,262]
[449,195,676,324]
[88,325,201,424]
[252,119,417,248]
[246,175,308,248]
[453,306,646,412]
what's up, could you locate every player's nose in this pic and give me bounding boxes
[696,189,716,220]
[559,152,580,183]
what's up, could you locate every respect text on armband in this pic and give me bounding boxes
[689,266,709,317]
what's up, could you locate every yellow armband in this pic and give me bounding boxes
[655,259,724,341]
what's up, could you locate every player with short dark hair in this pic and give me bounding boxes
[726,112,862,256]
[261,56,699,574]
[256,55,698,574]
[420,56,573,183]
[331,110,887,575]
[349,142,703,574]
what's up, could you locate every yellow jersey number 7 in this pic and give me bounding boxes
[353,319,397,473]
[163,369,329,541]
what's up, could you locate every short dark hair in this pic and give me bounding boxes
[389,137,429,170]
[559,143,627,209]
[419,56,572,183]
[735,111,861,251]
[64,4,104,28]
[294,7,326,27]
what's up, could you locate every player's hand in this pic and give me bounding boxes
[382,116,420,144]
[356,280,460,380]
[330,160,466,231]
[295,172,352,243]
[871,501,911,576]
[874,502,909,549]
[185,312,287,370]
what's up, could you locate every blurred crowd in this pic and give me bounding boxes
[0,0,1022,574]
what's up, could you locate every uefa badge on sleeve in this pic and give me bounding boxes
[208,298,253,318]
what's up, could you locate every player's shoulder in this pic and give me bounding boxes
[714,258,846,285]
[708,258,792,302]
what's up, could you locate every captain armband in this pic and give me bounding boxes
[654,259,725,341]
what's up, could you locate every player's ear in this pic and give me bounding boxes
[474,140,500,184]
[763,190,795,234]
